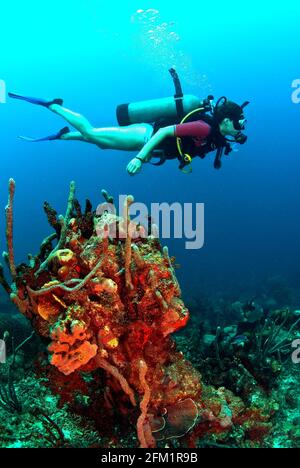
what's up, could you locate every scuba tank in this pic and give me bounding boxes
[117,94,202,126]
[116,68,212,126]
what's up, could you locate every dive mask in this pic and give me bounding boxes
[233,118,247,131]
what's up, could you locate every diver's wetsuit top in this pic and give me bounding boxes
[152,119,217,162]
[174,120,212,141]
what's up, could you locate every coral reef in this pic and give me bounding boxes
[176,296,300,447]
[0,179,278,448]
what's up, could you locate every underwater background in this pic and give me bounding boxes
[1,0,300,296]
[0,0,300,449]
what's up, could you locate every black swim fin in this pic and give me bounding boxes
[18,126,70,142]
[8,92,63,108]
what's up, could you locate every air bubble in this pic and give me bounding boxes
[146,8,159,14]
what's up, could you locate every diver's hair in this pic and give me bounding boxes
[214,100,244,124]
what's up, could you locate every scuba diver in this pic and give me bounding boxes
[8,69,249,175]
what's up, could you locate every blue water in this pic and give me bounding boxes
[1,1,299,299]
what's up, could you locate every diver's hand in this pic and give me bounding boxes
[126,157,143,176]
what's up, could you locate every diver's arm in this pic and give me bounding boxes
[137,126,175,162]
[126,126,175,175]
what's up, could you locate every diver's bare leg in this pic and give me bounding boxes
[49,103,151,151]
[49,104,93,135]
[60,131,87,142]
